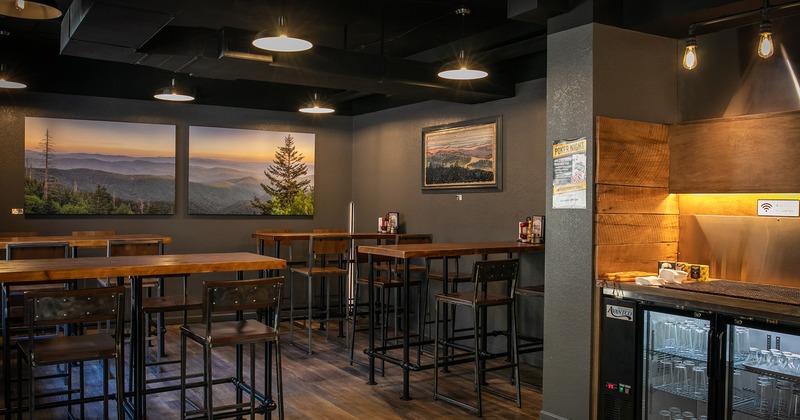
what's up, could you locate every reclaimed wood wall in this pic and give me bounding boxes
[670,111,800,193]
[594,116,678,277]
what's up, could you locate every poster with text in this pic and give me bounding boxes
[552,137,587,209]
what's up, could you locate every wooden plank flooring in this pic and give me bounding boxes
[2,321,542,419]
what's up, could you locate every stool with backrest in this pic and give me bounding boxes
[16,286,125,419]
[99,239,200,408]
[180,277,284,420]
[434,259,522,417]
[254,229,306,321]
[288,234,349,354]
[2,242,71,414]
[425,256,474,343]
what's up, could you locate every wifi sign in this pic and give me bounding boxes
[757,199,800,217]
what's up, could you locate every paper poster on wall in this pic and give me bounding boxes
[552,137,587,209]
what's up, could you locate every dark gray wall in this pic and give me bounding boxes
[0,92,354,256]
[541,24,677,420]
[351,79,548,361]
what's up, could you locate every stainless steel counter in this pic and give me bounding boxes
[600,280,800,326]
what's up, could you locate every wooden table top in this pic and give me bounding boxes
[358,241,545,259]
[0,234,173,251]
[251,232,397,242]
[0,252,285,284]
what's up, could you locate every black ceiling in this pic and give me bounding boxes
[0,0,796,115]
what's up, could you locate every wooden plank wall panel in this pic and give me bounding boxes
[594,214,679,245]
[595,116,670,187]
[594,116,675,279]
[670,111,800,193]
[596,185,678,214]
[595,243,678,277]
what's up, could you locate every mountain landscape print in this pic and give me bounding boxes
[423,119,500,190]
[188,126,315,215]
[24,117,176,215]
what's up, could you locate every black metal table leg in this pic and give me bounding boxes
[367,253,376,385]
[401,258,411,400]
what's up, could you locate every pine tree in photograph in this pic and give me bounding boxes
[252,134,313,215]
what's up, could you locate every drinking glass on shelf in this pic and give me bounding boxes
[693,366,707,399]
[755,377,774,415]
[789,388,800,419]
[682,412,694,420]
[745,347,760,365]
[691,327,707,358]
[663,321,678,351]
[678,324,692,355]
[759,350,772,368]
[734,327,750,361]
[683,361,696,393]
[732,369,744,401]
[669,406,682,419]
[674,363,689,394]
[775,380,792,418]
[658,409,672,420]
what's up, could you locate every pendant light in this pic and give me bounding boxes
[438,8,488,81]
[682,31,698,70]
[299,93,334,114]
[252,0,312,52]
[0,0,61,20]
[0,64,26,88]
[757,2,774,59]
[153,77,194,102]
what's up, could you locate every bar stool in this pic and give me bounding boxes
[288,235,349,354]
[180,277,284,420]
[434,259,522,417]
[16,286,125,419]
[3,242,71,414]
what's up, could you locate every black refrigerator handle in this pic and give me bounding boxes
[707,328,725,380]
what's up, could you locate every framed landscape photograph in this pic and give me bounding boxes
[23,117,176,215]
[188,126,315,216]
[421,116,502,191]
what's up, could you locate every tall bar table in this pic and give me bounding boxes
[357,241,544,400]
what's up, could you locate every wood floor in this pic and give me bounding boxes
[2,320,542,419]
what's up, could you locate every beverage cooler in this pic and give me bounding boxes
[601,295,800,420]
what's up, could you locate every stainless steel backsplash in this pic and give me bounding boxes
[679,215,800,287]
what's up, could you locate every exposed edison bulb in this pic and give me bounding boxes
[683,39,697,70]
[758,21,774,58]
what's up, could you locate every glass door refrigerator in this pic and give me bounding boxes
[601,296,800,420]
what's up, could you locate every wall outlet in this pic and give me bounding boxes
[456,194,463,201]
[11,208,24,215]
[757,199,799,217]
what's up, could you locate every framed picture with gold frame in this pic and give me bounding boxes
[421,116,502,191]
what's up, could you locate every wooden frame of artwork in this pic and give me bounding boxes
[421,116,502,191]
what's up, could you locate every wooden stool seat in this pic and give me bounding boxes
[18,334,117,365]
[182,319,278,346]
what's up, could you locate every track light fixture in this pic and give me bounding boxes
[0,0,61,20]
[154,77,194,102]
[680,0,800,70]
